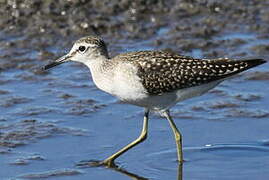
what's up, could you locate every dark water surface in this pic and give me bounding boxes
[1,1,269,179]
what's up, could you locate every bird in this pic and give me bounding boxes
[43,36,266,167]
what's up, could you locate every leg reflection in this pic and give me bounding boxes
[108,163,183,180]
[178,163,183,180]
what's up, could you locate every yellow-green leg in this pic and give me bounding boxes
[163,110,183,164]
[101,109,149,167]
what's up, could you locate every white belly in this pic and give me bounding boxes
[124,80,222,111]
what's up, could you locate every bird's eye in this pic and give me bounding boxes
[78,46,86,52]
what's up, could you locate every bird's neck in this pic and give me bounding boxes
[85,56,115,94]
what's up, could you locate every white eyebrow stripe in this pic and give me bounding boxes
[88,44,98,48]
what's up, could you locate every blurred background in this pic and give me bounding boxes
[0,0,269,179]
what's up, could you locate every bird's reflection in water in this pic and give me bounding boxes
[77,160,183,180]
[107,163,183,180]
[110,165,149,180]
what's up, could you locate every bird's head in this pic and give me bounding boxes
[43,36,108,70]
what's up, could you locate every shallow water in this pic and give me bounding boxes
[1,1,269,178]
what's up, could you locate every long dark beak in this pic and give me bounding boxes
[42,54,71,70]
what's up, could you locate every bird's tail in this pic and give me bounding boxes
[240,59,267,70]
[225,59,267,76]
[210,58,267,79]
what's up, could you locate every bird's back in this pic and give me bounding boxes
[112,50,266,95]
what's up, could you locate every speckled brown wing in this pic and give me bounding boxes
[126,51,265,95]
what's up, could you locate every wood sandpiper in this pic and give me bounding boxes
[43,36,266,167]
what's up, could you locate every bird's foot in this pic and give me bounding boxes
[76,159,117,168]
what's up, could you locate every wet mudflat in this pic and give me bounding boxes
[0,0,269,179]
